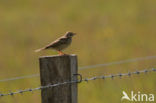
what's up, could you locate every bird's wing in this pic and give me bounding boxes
[45,37,67,49]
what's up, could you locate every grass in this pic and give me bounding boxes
[0,0,156,103]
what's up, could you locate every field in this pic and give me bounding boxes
[0,0,156,103]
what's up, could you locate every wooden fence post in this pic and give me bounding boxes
[39,55,78,103]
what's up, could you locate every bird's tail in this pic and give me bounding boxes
[34,47,45,52]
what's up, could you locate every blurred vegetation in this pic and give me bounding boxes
[0,0,156,103]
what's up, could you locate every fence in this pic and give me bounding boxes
[1,55,156,82]
[0,55,156,103]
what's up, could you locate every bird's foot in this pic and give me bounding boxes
[58,51,67,56]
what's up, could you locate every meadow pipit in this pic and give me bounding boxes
[35,32,76,55]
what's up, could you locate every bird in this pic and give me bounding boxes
[35,31,76,55]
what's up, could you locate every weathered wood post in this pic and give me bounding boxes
[39,55,78,103]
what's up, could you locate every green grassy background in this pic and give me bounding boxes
[0,0,156,103]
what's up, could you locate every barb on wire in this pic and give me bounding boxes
[1,55,156,82]
[0,68,156,97]
[83,68,156,81]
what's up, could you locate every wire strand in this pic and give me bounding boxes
[0,68,156,97]
[0,74,39,82]
[79,55,156,70]
[1,55,156,82]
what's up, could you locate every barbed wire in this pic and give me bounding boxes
[0,68,156,97]
[1,55,156,82]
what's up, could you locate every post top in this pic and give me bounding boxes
[39,54,77,59]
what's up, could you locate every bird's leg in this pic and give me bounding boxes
[58,51,65,55]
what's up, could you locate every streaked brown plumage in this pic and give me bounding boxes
[35,32,76,55]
